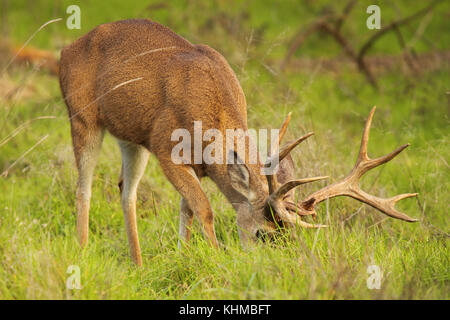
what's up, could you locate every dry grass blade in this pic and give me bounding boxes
[2,18,62,74]
[0,116,56,148]
[1,134,49,178]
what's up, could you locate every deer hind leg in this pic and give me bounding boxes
[72,124,104,248]
[159,162,218,248]
[178,198,194,249]
[118,140,150,266]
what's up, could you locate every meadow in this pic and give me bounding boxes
[0,0,448,299]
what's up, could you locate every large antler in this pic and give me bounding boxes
[265,113,328,228]
[266,107,418,226]
[294,106,418,221]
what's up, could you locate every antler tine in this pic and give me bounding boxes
[357,106,376,162]
[265,132,314,168]
[271,203,328,228]
[391,193,419,202]
[295,107,419,222]
[367,192,419,221]
[279,132,314,162]
[270,176,328,201]
[355,143,410,178]
[265,132,314,194]
[266,113,291,194]
[281,212,328,228]
[265,113,313,194]
[353,106,410,177]
[271,112,292,156]
[285,199,317,217]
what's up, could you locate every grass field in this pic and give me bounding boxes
[0,0,448,299]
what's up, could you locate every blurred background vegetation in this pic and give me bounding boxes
[0,0,448,299]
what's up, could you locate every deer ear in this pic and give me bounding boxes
[227,151,251,199]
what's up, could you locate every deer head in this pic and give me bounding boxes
[227,106,418,243]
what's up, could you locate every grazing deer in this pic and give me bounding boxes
[59,19,418,266]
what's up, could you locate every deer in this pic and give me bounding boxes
[59,19,418,266]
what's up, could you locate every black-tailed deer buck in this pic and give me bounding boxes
[59,19,418,266]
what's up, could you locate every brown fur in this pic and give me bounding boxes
[60,19,286,265]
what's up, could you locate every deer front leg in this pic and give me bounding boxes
[159,162,218,248]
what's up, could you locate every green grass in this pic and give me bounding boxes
[0,0,448,299]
